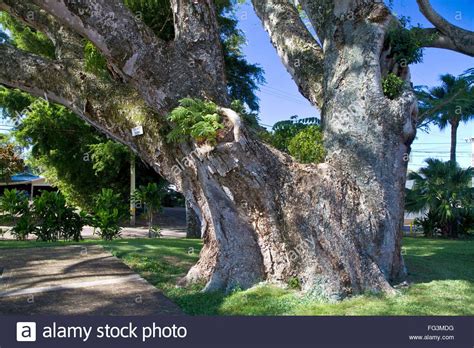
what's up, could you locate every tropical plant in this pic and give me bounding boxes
[0,188,28,223]
[166,98,224,144]
[91,188,126,240]
[416,72,474,163]
[11,212,36,241]
[382,73,405,99]
[132,182,166,238]
[33,191,84,242]
[405,159,474,238]
[0,188,31,240]
[386,16,424,66]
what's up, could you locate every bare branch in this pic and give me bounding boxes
[416,0,474,56]
[251,0,324,107]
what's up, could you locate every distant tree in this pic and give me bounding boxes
[288,125,325,164]
[0,139,24,183]
[132,182,166,238]
[261,116,325,163]
[406,159,473,238]
[416,72,474,163]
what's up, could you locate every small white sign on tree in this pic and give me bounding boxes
[131,126,143,137]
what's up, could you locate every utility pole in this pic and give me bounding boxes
[130,153,136,226]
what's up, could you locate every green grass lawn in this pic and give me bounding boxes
[1,237,472,315]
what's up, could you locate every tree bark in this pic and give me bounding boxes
[185,200,201,239]
[449,120,459,163]
[1,0,472,298]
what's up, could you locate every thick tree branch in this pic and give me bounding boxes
[413,28,459,53]
[416,0,474,56]
[0,43,171,171]
[169,0,228,105]
[0,0,84,61]
[251,0,324,107]
[30,0,228,112]
[0,0,59,44]
[30,0,172,100]
[298,0,332,44]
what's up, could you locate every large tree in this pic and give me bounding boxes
[0,0,472,299]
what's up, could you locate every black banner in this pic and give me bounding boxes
[0,316,472,347]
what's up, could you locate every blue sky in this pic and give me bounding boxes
[235,0,474,170]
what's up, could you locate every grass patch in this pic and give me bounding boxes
[1,237,472,315]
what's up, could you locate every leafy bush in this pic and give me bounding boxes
[382,73,405,99]
[268,116,320,152]
[12,213,36,241]
[288,125,326,164]
[166,98,224,145]
[33,191,84,242]
[91,188,126,240]
[0,189,29,223]
[413,212,441,238]
[259,116,325,164]
[0,189,84,241]
[0,189,30,240]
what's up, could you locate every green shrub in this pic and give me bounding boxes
[0,189,84,241]
[33,191,84,242]
[0,189,30,240]
[166,98,224,145]
[382,73,405,99]
[91,188,126,240]
[288,125,326,164]
[12,213,35,241]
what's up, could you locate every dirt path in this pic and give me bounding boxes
[0,245,182,315]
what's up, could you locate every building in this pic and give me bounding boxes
[0,172,55,199]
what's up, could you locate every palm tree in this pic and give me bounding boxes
[405,159,473,238]
[416,72,474,163]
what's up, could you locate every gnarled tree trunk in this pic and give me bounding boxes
[1,0,472,299]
